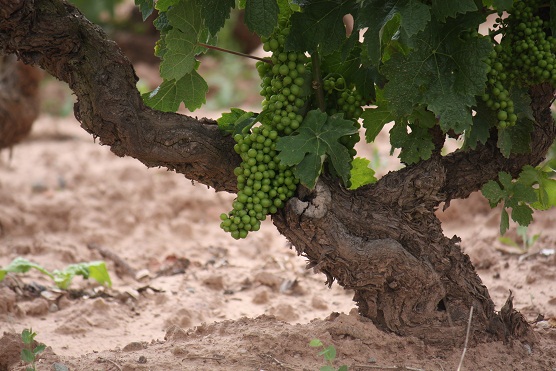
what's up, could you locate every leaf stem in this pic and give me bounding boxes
[311,52,326,112]
[196,43,272,64]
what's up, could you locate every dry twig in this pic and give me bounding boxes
[457,306,474,371]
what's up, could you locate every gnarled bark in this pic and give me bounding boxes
[2,0,555,345]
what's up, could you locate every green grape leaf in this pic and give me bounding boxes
[431,0,477,22]
[379,13,409,64]
[217,108,255,134]
[201,0,235,35]
[466,100,494,150]
[358,0,430,66]
[160,1,204,81]
[510,87,534,121]
[154,12,171,32]
[276,110,358,188]
[382,14,491,134]
[496,118,533,158]
[134,0,154,20]
[389,122,434,164]
[156,0,179,11]
[361,105,393,143]
[408,105,436,128]
[245,0,279,37]
[353,66,377,101]
[161,28,198,80]
[143,70,208,112]
[321,43,361,78]
[519,166,556,210]
[287,0,357,55]
[492,0,514,11]
[482,179,505,207]
[510,204,533,226]
[482,171,538,234]
[349,157,377,190]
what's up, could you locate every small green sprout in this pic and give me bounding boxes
[21,328,46,371]
[0,257,112,289]
[309,338,348,371]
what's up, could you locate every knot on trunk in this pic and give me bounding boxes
[288,180,331,219]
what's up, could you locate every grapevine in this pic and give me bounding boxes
[131,0,556,238]
[218,18,368,238]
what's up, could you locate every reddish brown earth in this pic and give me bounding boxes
[1,57,556,370]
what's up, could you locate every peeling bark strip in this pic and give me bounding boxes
[2,0,555,345]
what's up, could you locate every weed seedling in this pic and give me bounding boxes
[499,225,540,253]
[0,257,112,289]
[21,328,46,371]
[309,338,348,371]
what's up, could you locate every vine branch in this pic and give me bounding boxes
[197,43,272,64]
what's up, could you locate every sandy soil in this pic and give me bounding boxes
[1,69,556,370]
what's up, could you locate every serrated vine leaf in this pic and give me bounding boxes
[245,0,279,37]
[492,0,514,12]
[276,110,358,189]
[390,122,434,164]
[349,157,377,190]
[358,0,430,66]
[431,0,477,22]
[134,0,154,20]
[155,0,179,11]
[482,171,538,234]
[160,2,204,81]
[482,180,505,207]
[143,70,208,112]
[382,14,491,134]
[511,204,534,226]
[287,0,357,55]
[497,119,533,158]
[361,106,393,143]
[467,100,494,150]
[519,166,556,210]
[201,0,235,35]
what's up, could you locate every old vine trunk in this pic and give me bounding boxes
[2,0,555,345]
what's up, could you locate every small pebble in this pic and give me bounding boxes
[52,363,69,371]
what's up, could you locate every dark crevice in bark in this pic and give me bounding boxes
[2,0,555,345]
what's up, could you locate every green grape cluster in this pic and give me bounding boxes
[220,126,297,239]
[483,0,556,128]
[322,75,364,157]
[220,21,306,239]
[258,21,310,136]
[502,0,556,86]
[482,47,517,129]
